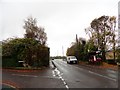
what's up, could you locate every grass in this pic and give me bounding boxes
[99,62,117,69]
[79,61,118,70]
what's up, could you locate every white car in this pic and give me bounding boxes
[67,56,78,64]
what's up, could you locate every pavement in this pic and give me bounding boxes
[2,61,66,89]
[78,61,118,71]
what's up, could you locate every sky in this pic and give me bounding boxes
[0,0,119,56]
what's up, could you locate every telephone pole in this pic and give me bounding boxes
[62,46,64,60]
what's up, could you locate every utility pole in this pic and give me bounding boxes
[57,50,58,57]
[62,46,64,60]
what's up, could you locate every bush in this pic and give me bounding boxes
[2,38,50,68]
[33,47,50,67]
[106,59,117,65]
[2,56,19,67]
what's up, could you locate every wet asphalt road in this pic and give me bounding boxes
[52,59,118,88]
[2,62,65,88]
[2,59,118,89]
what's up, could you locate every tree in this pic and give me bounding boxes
[2,16,49,68]
[66,45,76,56]
[116,47,120,62]
[23,16,47,45]
[66,35,86,61]
[2,38,49,67]
[109,16,116,61]
[84,38,98,53]
[85,15,116,61]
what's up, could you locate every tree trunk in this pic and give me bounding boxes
[101,44,106,62]
[102,50,106,61]
[113,35,116,62]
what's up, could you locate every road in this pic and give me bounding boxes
[2,62,65,89]
[52,59,118,88]
[2,59,118,89]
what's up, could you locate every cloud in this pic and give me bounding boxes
[1,0,119,56]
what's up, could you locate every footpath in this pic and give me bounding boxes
[2,61,66,89]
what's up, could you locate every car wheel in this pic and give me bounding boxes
[67,61,69,64]
[76,61,78,64]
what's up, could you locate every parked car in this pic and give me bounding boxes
[66,56,78,64]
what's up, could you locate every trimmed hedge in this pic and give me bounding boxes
[33,47,50,67]
[2,47,50,68]
[2,38,50,68]
[2,56,19,67]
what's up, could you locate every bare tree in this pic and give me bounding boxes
[23,16,47,45]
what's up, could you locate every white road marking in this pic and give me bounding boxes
[3,83,16,88]
[88,71,117,82]
[59,76,62,79]
[61,78,64,81]
[65,85,69,89]
[52,61,69,89]
[63,81,67,85]
[52,71,56,77]
[12,74,38,77]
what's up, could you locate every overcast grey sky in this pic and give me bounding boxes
[0,0,119,56]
